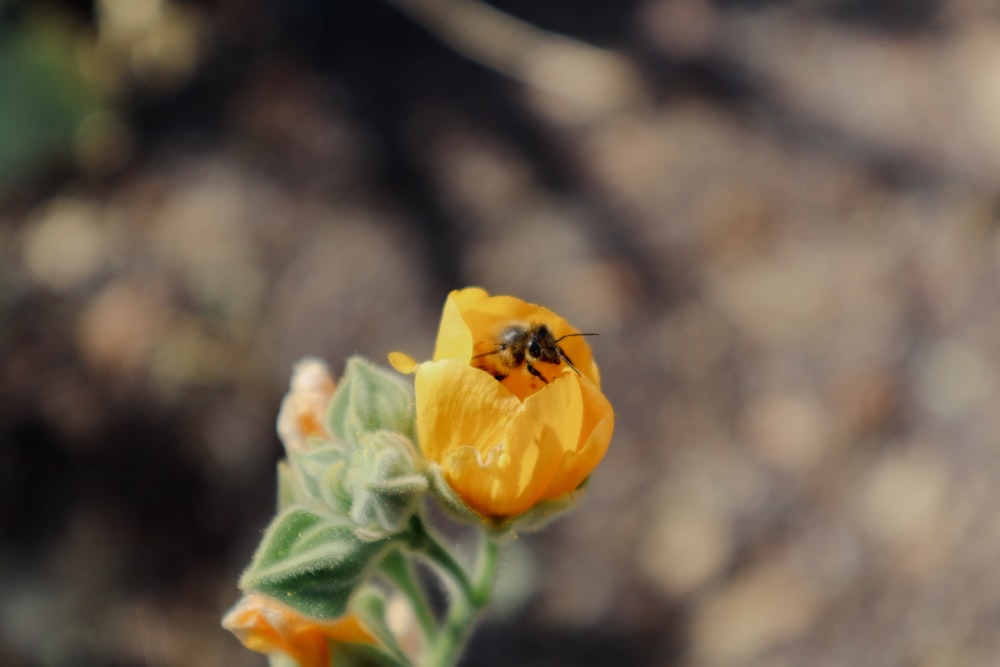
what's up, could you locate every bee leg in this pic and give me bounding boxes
[557,347,582,375]
[525,363,549,384]
[492,372,508,381]
[557,346,575,366]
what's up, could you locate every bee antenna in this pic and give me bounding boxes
[553,332,597,376]
[471,348,499,360]
[554,332,599,344]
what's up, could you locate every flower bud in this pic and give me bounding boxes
[222,592,375,667]
[277,358,337,454]
[279,357,426,537]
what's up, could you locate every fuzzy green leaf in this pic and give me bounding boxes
[327,356,415,445]
[240,507,389,619]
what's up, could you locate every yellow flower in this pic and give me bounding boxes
[277,358,337,453]
[390,288,614,519]
[222,593,375,667]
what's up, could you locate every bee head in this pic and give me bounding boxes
[525,324,551,362]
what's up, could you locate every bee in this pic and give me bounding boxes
[472,322,597,384]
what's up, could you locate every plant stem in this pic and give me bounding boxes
[408,516,476,602]
[380,548,439,643]
[352,643,412,667]
[471,536,498,608]
[406,515,499,667]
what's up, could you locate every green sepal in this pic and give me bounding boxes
[426,463,584,537]
[426,462,483,527]
[496,487,584,534]
[277,460,312,511]
[327,356,415,445]
[239,507,390,620]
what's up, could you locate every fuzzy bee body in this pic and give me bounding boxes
[473,322,591,384]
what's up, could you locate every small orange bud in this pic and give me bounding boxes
[277,358,337,453]
[222,593,375,667]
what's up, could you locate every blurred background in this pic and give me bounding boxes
[3,0,1000,665]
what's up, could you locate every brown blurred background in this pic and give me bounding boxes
[3,0,1000,665]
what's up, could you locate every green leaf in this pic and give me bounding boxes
[327,356,415,445]
[286,444,352,515]
[240,507,390,619]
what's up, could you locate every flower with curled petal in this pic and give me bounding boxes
[390,288,614,520]
[222,593,375,667]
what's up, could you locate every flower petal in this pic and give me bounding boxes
[442,432,558,518]
[442,373,583,517]
[276,358,337,453]
[290,358,337,395]
[387,351,419,374]
[541,375,614,498]
[222,593,374,667]
[432,288,488,362]
[506,371,585,488]
[450,286,491,309]
[413,359,520,464]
